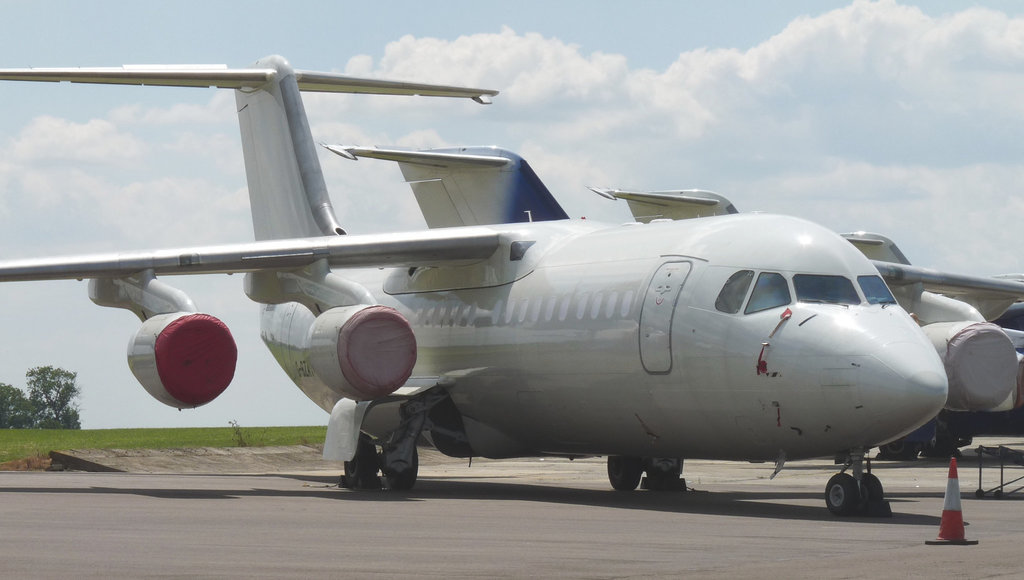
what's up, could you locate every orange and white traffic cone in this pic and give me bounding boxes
[926,457,979,545]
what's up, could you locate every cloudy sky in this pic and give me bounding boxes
[0,0,1022,429]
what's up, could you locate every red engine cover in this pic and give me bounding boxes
[336,305,417,399]
[153,314,237,407]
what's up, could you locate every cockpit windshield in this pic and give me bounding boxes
[715,270,754,314]
[793,274,860,305]
[857,275,898,305]
[745,272,791,314]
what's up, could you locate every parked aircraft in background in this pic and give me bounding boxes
[0,56,958,516]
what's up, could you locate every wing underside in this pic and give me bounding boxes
[0,228,502,282]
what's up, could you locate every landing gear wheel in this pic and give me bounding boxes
[342,435,381,490]
[861,472,884,502]
[607,456,644,491]
[877,440,920,461]
[643,458,684,491]
[383,446,419,491]
[825,473,861,516]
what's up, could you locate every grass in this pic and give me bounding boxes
[0,425,327,464]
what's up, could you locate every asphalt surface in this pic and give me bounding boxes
[3,439,1024,578]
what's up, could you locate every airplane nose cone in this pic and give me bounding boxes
[863,339,948,438]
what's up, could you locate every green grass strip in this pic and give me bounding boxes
[0,426,327,464]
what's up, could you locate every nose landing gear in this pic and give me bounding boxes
[826,449,891,517]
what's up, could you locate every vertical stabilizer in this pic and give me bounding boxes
[236,56,345,240]
[0,56,498,241]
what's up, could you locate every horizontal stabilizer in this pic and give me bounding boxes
[325,145,510,168]
[841,232,911,265]
[0,64,498,102]
[327,145,568,228]
[591,188,738,222]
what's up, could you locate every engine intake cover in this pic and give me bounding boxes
[308,305,417,400]
[923,321,1017,411]
[129,312,237,409]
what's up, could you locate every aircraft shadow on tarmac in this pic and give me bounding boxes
[1,472,944,525]
[0,471,950,528]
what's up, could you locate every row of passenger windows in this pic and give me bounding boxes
[413,289,638,328]
[714,270,896,315]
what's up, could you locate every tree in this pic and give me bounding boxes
[26,366,81,430]
[0,383,35,428]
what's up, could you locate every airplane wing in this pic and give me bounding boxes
[590,188,738,222]
[840,231,1024,320]
[0,228,502,282]
[0,65,498,102]
[871,261,1024,320]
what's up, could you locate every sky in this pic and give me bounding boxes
[0,0,1022,429]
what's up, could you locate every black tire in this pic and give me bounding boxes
[861,473,884,502]
[607,456,644,491]
[644,458,683,491]
[383,446,419,491]
[825,473,861,516]
[343,435,381,490]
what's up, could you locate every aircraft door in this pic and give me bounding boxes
[639,261,692,373]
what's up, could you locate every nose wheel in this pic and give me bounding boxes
[825,450,891,517]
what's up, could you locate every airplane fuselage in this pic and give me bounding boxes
[261,213,948,462]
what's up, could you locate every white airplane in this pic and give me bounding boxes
[0,56,953,517]
[331,146,1024,417]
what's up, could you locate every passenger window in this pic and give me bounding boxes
[716,270,754,314]
[858,275,897,305]
[744,272,791,314]
[793,274,860,305]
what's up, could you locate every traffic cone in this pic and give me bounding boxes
[926,457,979,545]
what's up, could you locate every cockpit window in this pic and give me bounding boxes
[715,270,754,314]
[793,274,860,305]
[858,275,897,305]
[744,272,791,314]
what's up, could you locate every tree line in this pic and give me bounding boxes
[0,366,81,429]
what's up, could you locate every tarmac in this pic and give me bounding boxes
[1,438,1021,578]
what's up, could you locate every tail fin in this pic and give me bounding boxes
[236,56,343,240]
[325,145,569,228]
[0,55,498,241]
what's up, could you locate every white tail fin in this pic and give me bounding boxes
[0,55,498,241]
[236,56,343,240]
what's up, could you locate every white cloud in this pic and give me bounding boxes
[108,91,235,126]
[8,115,147,164]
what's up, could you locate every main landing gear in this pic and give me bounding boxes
[339,433,421,491]
[825,449,890,517]
[339,389,461,492]
[607,456,686,491]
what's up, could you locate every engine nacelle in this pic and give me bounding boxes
[128,312,238,409]
[307,305,417,401]
[922,321,1017,411]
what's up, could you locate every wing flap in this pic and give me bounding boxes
[0,228,502,282]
